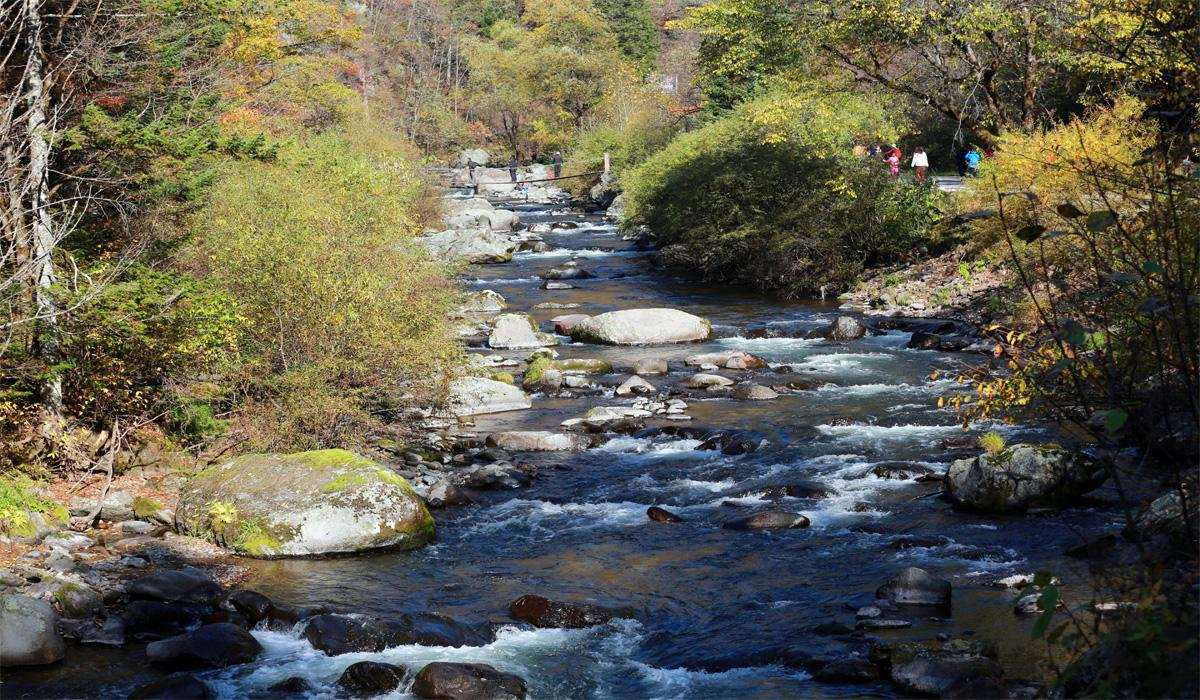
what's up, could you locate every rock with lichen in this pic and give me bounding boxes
[176,449,433,557]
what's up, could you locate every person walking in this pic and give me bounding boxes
[885,145,901,178]
[911,146,929,184]
[552,151,563,179]
[964,147,982,176]
[508,155,518,183]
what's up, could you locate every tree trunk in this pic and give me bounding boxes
[23,0,64,436]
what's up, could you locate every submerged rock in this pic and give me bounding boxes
[1,595,65,667]
[633,358,669,375]
[446,377,532,416]
[146,623,262,669]
[337,661,408,697]
[681,373,733,389]
[424,479,473,508]
[646,506,683,523]
[876,567,951,608]
[569,308,711,345]
[413,662,527,700]
[723,510,810,530]
[509,595,615,629]
[129,674,212,699]
[889,639,1004,697]
[698,430,768,455]
[733,383,779,400]
[946,444,1107,513]
[176,449,434,557]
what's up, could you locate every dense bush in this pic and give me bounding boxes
[623,89,939,296]
[187,125,462,450]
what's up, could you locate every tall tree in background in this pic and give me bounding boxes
[593,0,659,73]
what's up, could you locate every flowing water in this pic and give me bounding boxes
[14,197,1124,698]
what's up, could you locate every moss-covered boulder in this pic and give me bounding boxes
[176,449,434,557]
[946,443,1107,513]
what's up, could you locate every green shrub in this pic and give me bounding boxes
[188,123,462,450]
[0,476,67,537]
[623,88,939,296]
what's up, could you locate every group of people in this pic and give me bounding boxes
[858,142,990,183]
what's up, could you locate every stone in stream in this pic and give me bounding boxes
[421,227,517,264]
[446,377,532,416]
[824,316,867,341]
[876,567,952,608]
[424,479,474,508]
[413,662,527,700]
[863,461,936,480]
[633,357,669,375]
[175,449,434,557]
[737,481,836,500]
[542,280,575,290]
[129,674,213,699]
[129,568,221,608]
[455,463,533,490]
[267,676,314,695]
[945,443,1107,513]
[811,657,880,684]
[69,489,135,522]
[509,595,616,629]
[302,612,492,655]
[459,290,506,314]
[616,376,655,396]
[684,350,768,370]
[681,373,733,389]
[733,383,779,400]
[486,431,589,452]
[53,582,104,619]
[223,589,274,627]
[337,661,409,697]
[646,506,683,523]
[1,595,65,667]
[552,314,590,335]
[563,406,650,434]
[723,510,810,530]
[488,313,557,350]
[542,265,593,280]
[569,308,712,345]
[145,623,262,669]
[698,430,768,455]
[888,639,1004,697]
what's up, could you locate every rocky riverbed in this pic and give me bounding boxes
[1,173,1172,699]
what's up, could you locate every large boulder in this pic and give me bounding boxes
[302,612,491,655]
[145,623,262,669]
[569,309,711,345]
[459,290,506,314]
[486,431,589,452]
[176,449,434,557]
[946,444,1108,513]
[422,228,517,264]
[444,204,519,232]
[338,661,408,697]
[489,314,556,350]
[605,193,627,223]
[446,377,532,416]
[413,662,527,700]
[1,595,65,667]
[824,316,867,341]
[129,568,221,607]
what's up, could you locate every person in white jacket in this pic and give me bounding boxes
[911,147,930,184]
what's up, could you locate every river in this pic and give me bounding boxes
[14,193,1119,698]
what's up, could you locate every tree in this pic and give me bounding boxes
[593,0,660,72]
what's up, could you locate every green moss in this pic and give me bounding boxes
[321,472,368,492]
[293,448,375,471]
[491,371,515,384]
[554,358,613,374]
[375,469,408,487]
[233,518,282,556]
[133,496,163,518]
[524,356,553,385]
